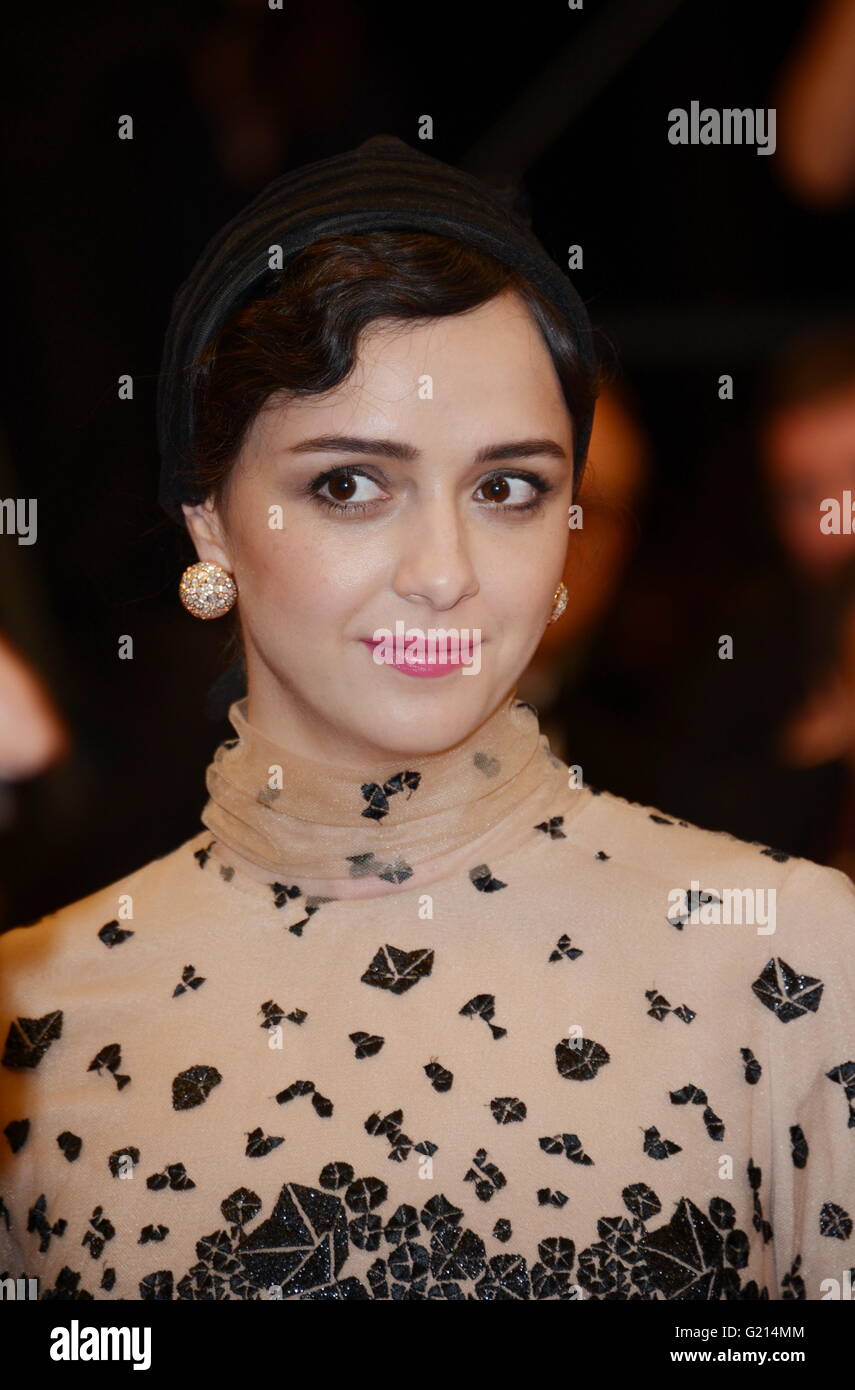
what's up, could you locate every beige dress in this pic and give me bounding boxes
[1,691,853,1300]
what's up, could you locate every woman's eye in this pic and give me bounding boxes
[476,474,543,509]
[310,467,549,516]
[312,469,387,514]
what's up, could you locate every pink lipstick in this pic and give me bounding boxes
[361,637,480,678]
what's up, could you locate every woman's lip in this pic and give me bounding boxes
[361,637,483,646]
[360,636,482,677]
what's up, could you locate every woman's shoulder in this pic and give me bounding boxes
[572,783,855,949]
[577,780,844,875]
[0,828,213,998]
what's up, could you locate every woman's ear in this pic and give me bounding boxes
[181,498,232,572]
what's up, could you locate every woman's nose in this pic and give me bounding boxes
[391,493,479,611]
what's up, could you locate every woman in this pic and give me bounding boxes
[1,136,852,1301]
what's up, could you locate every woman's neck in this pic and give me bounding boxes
[199,684,568,899]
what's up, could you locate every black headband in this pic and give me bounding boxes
[156,133,597,526]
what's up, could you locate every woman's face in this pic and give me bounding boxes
[183,288,575,763]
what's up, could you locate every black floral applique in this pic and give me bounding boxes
[275,1079,333,1117]
[57,1131,82,1162]
[643,1126,682,1160]
[549,934,583,963]
[554,1036,610,1080]
[790,1125,809,1168]
[36,1170,776,1300]
[40,1266,94,1300]
[740,1047,762,1084]
[87,1043,130,1091]
[540,1132,594,1166]
[246,1129,284,1158]
[780,1254,804,1298]
[819,1202,852,1240]
[491,1097,526,1125]
[347,850,414,885]
[460,994,506,1040]
[747,1157,773,1243]
[361,944,433,994]
[270,881,300,906]
[2,1009,63,1069]
[759,845,791,863]
[268,885,334,936]
[751,958,825,1021]
[535,816,566,839]
[4,1118,29,1153]
[631,1187,764,1299]
[670,1083,724,1141]
[194,841,214,869]
[538,1187,569,1208]
[646,990,695,1024]
[98,920,134,947]
[826,1060,855,1127]
[147,1163,196,1191]
[464,1149,507,1201]
[108,1147,140,1177]
[469,864,506,892]
[365,1108,437,1163]
[424,1059,453,1091]
[171,1064,222,1110]
[82,1206,115,1259]
[261,1000,306,1029]
[360,771,421,821]
[173,965,205,997]
[139,1224,169,1244]
[350,1030,384,1059]
[27,1193,67,1253]
[667,888,721,930]
[193,839,235,883]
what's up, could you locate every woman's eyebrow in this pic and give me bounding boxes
[286,434,568,463]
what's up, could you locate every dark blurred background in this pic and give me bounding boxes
[2,0,855,928]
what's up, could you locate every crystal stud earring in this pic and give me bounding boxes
[179,560,238,619]
[547,580,568,625]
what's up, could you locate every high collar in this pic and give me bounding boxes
[199,689,566,899]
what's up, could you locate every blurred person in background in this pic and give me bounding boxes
[0,633,68,923]
[778,563,855,882]
[760,325,855,584]
[620,322,855,868]
[758,324,855,877]
[0,633,67,800]
[775,0,855,208]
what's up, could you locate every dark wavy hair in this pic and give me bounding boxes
[190,229,600,508]
[185,229,602,712]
